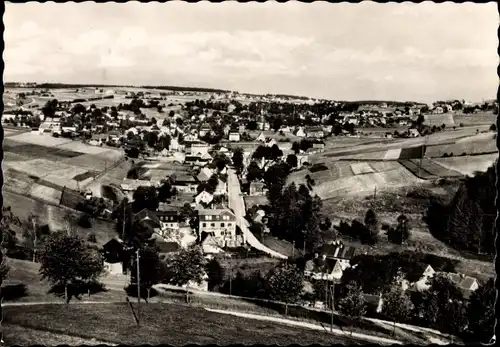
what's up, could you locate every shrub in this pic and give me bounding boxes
[78,214,92,228]
[0,283,28,301]
[87,232,97,243]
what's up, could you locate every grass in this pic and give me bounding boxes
[3,303,364,345]
[2,324,114,346]
[453,112,496,126]
[3,190,117,246]
[151,288,424,343]
[2,257,126,304]
[424,138,497,158]
[432,154,497,177]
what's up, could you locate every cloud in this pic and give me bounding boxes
[99,51,135,68]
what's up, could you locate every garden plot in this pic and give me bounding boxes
[350,162,375,175]
[424,138,497,157]
[399,145,425,160]
[384,149,401,160]
[3,168,38,195]
[314,167,421,199]
[43,167,91,190]
[334,150,390,160]
[454,112,496,126]
[5,159,78,178]
[368,161,403,172]
[57,141,111,155]
[8,132,73,147]
[398,160,436,180]
[2,152,31,162]
[62,151,123,171]
[433,154,498,177]
[408,159,463,178]
[424,114,455,126]
[287,162,354,186]
[455,132,495,143]
[28,184,63,205]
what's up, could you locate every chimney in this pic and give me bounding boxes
[314,253,318,259]
[322,254,327,260]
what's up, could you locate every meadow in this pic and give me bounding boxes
[2,303,362,346]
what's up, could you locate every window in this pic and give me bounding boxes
[211,223,215,227]
[202,223,206,227]
[227,223,232,227]
[221,223,225,227]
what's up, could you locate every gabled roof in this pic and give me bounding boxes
[198,208,236,221]
[437,272,478,291]
[134,208,162,228]
[305,126,324,132]
[320,243,356,260]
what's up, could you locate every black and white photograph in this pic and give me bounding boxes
[0,1,497,345]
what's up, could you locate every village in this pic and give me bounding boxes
[1,1,497,345]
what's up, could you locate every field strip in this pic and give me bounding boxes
[350,162,375,175]
[384,148,401,160]
[205,308,402,345]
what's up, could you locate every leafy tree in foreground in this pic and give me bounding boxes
[265,263,304,315]
[338,283,367,336]
[382,288,414,336]
[467,278,495,343]
[438,299,468,338]
[164,246,207,302]
[39,232,104,303]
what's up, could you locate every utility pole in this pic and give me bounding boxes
[32,218,37,263]
[136,249,141,326]
[292,240,295,258]
[330,282,335,332]
[122,203,126,239]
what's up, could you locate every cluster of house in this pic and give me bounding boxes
[302,240,481,312]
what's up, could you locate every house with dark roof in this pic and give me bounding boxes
[134,208,162,231]
[172,173,198,193]
[304,254,348,282]
[318,241,356,266]
[436,272,479,299]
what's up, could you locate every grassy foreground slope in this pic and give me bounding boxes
[3,303,361,345]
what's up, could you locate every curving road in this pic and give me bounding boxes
[227,169,287,259]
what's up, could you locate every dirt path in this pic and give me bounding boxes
[205,308,403,345]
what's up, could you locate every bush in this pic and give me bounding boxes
[0,283,28,301]
[459,123,464,127]
[87,232,97,243]
[78,214,92,228]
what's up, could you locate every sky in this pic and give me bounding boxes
[4,1,498,102]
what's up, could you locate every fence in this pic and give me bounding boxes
[152,285,392,340]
